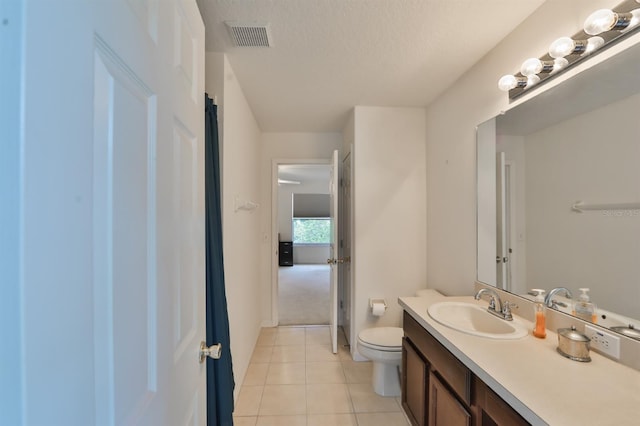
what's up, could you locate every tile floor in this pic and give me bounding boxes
[233,326,410,426]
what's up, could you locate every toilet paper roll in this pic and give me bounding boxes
[371,302,386,317]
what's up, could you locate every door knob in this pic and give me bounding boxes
[327,258,346,265]
[199,341,222,363]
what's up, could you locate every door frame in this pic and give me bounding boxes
[338,149,353,345]
[270,158,332,327]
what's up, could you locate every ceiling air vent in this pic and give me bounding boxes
[225,22,272,47]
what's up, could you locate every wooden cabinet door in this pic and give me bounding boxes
[475,380,530,426]
[428,372,471,426]
[403,339,428,426]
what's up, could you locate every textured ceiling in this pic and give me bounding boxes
[197,0,546,132]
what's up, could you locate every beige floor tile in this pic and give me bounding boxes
[234,385,264,416]
[356,412,410,426]
[348,383,400,413]
[306,344,340,362]
[275,327,306,346]
[266,362,306,385]
[395,396,402,407]
[271,345,306,363]
[243,363,270,386]
[337,345,353,361]
[306,362,346,384]
[341,360,372,383]
[260,327,278,336]
[337,328,348,346]
[256,329,277,346]
[250,345,274,363]
[255,415,306,426]
[305,326,330,345]
[306,383,353,414]
[307,413,358,426]
[232,416,257,426]
[259,384,306,416]
[278,326,306,335]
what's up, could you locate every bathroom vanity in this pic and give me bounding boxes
[399,291,640,426]
[402,311,528,426]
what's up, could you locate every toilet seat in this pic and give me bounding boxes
[358,327,403,352]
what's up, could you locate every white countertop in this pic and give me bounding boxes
[399,291,640,426]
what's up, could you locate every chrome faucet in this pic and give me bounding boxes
[544,287,573,309]
[475,288,518,321]
[474,288,518,321]
[475,288,502,312]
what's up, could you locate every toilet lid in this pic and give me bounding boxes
[358,327,403,348]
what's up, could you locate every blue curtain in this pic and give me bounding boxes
[205,94,235,426]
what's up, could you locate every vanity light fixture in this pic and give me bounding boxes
[499,0,640,98]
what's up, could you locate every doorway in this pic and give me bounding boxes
[274,162,332,325]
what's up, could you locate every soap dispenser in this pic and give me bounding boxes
[572,288,597,323]
[531,289,546,339]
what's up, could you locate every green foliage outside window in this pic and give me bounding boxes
[293,218,331,244]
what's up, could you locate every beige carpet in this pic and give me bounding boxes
[278,264,330,325]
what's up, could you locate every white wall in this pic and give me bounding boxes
[352,106,427,357]
[205,53,263,398]
[425,0,614,296]
[259,133,342,324]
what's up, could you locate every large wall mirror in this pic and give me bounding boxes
[477,37,640,338]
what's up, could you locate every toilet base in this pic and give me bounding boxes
[372,360,401,397]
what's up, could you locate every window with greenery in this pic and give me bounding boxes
[292,218,331,244]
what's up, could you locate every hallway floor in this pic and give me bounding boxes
[233,325,410,426]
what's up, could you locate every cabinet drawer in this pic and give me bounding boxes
[404,312,471,406]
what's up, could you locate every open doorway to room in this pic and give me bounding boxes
[276,163,332,325]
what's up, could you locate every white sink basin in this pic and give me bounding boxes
[428,302,528,340]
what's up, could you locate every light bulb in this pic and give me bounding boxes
[584,36,605,55]
[583,9,638,35]
[520,58,542,76]
[497,75,516,91]
[520,58,554,76]
[621,9,640,32]
[525,75,540,89]
[584,9,618,35]
[498,75,517,91]
[498,75,528,91]
[552,58,569,73]
[549,37,585,58]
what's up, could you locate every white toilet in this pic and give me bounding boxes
[357,327,404,397]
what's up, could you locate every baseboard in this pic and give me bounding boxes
[261,319,277,328]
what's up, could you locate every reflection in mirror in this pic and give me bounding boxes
[477,37,640,337]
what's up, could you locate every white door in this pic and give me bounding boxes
[328,150,340,353]
[6,1,206,424]
[496,152,508,290]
